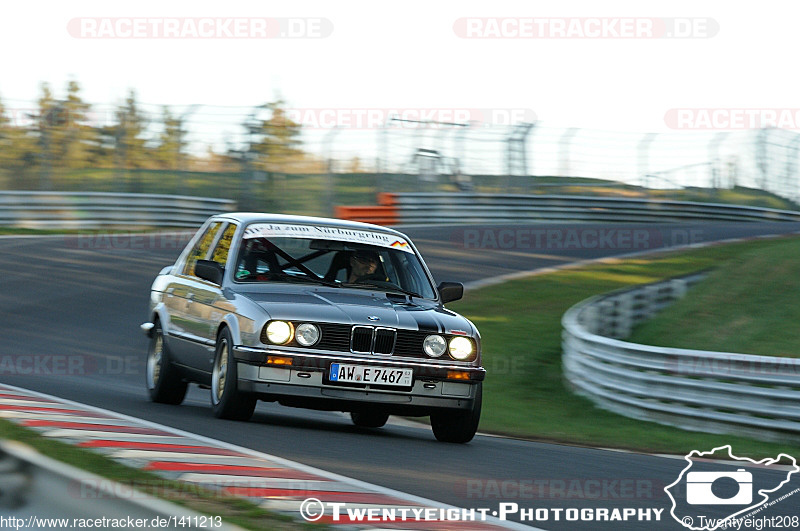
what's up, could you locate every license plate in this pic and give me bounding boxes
[329,363,413,387]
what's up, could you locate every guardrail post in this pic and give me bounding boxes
[596,300,616,337]
[578,304,599,334]
[669,278,688,299]
[611,293,634,338]
[642,285,662,319]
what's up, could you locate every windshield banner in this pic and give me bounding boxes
[243,223,414,253]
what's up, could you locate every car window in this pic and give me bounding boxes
[183,221,224,277]
[210,223,237,265]
[388,251,434,298]
[233,232,436,299]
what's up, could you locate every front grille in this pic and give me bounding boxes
[374,328,397,355]
[351,326,373,353]
[298,323,473,360]
[395,329,426,355]
[348,326,397,355]
[318,323,351,352]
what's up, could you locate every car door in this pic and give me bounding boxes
[166,221,225,368]
[182,222,238,373]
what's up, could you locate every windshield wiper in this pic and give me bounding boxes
[269,272,341,288]
[342,282,422,299]
[384,286,423,299]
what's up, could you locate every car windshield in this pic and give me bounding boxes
[233,227,437,300]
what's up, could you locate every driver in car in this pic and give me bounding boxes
[348,250,385,283]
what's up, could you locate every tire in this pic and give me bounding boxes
[146,320,188,405]
[430,383,482,443]
[211,327,257,421]
[350,410,390,428]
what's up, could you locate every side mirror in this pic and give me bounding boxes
[437,282,464,304]
[196,260,224,285]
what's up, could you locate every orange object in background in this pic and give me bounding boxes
[377,192,398,206]
[335,194,399,225]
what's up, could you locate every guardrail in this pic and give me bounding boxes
[561,273,800,443]
[336,193,800,225]
[0,192,236,229]
[0,440,238,530]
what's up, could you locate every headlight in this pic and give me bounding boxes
[448,336,474,360]
[423,335,447,357]
[295,323,320,346]
[265,320,293,345]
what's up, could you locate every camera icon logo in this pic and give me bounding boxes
[686,468,752,505]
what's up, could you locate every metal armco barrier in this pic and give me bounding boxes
[561,273,800,443]
[337,193,800,225]
[0,192,236,229]
[0,441,239,530]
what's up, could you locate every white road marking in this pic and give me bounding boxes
[1,383,536,530]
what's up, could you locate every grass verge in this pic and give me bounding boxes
[447,235,800,458]
[0,418,310,530]
[628,237,800,356]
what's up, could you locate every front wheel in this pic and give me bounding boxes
[430,383,482,443]
[211,328,257,421]
[146,321,188,405]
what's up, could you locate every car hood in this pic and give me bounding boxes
[238,286,474,335]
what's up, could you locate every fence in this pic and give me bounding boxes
[336,193,800,225]
[0,191,235,229]
[561,273,800,443]
[4,95,800,205]
[377,125,800,200]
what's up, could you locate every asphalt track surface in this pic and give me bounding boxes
[2,222,800,530]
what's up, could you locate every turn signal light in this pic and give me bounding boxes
[447,371,470,380]
[266,355,293,366]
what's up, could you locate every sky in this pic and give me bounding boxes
[2,0,796,132]
[1,0,797,188]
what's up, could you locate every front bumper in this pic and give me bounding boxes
[233,345,484,413]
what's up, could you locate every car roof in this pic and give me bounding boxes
[212,212,410,239]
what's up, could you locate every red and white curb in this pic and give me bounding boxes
[0,384,533,530]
